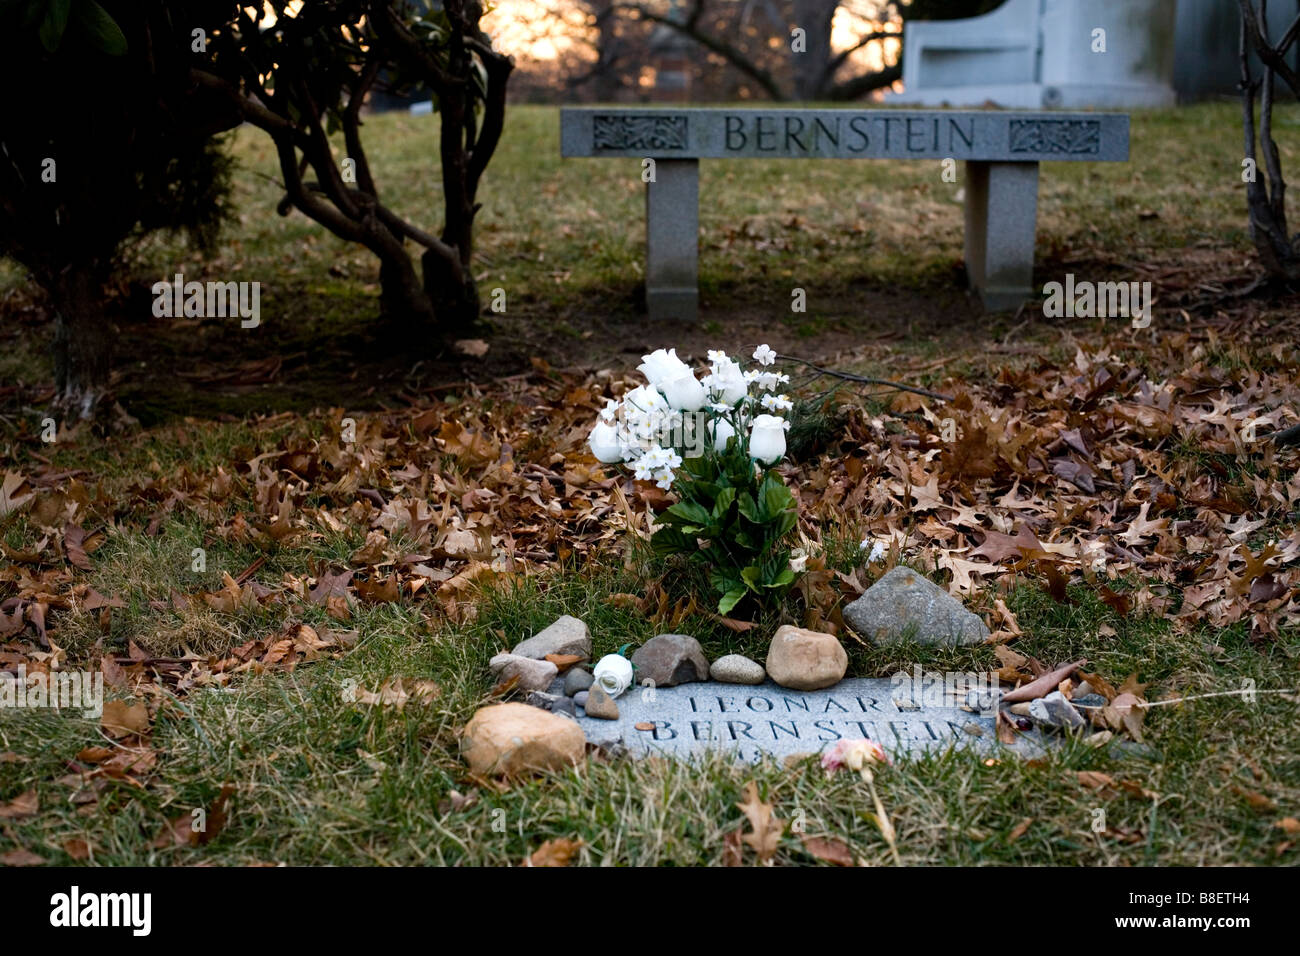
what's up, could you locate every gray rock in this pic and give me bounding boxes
[584,683,620,720]
[630,634,710,687]
[489,653,559,692]
[573,690,589,709]
[710,654,766,685]
[843,566,989,647]
[550,697,577,719]
[564,667,594,696]
[511,615,592,661]
[524,690,563,711]
[1028,691,1086,730]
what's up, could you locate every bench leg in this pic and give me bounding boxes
[963,161,1039,311]
[645,158,699,321]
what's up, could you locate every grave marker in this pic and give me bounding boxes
[574,677,997,763]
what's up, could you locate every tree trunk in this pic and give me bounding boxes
[48,263,120,426]
[422,246,480,331]
[379,255,439,326]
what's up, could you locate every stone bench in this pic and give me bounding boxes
[559,107,1129,316]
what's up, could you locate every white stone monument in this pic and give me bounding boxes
[887,0,1177,109]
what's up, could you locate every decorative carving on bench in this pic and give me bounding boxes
[593,115,689,151]
[1008,119,1101,155]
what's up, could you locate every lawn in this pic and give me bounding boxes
[0,102,1298,866]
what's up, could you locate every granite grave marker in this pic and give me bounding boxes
[574,677,998,764]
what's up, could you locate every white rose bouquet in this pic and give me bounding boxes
[585,345,800,616]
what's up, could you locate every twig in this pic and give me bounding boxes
[777,355,953,403]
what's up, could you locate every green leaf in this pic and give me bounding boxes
[718,588,746,615]
[72,0,126,55]
[666,501,711,527]
[711,486,736,521]
[650,527,694,556]
[762,474,795,518]
[741,565,762,593]
[38,0,70,51]
[737,492,760,523]
[764,568,796,589]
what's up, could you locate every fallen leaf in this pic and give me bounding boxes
[799,834,854,866]
[735,780,784,863]
[1007,817,1033,842]
[1001,659,1088,703]
[101,700,150,738]
[1077,771,1115,791]
[0,848,44,866]
[0,789,38,819]
[1233,786,1277,811]
[722,827,744,867]
[527,837,582,867]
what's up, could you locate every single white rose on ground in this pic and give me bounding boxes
[749,414,787,464]
[592,654,634,698]
[588,420,624,463]
[638,348,692,388]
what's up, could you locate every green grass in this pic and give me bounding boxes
[1,552,1296,865]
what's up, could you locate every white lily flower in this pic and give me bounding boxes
[753,344,777,366]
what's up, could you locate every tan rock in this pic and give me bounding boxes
[460,702,585,777]
[765,625,848,690]
[488,652,558,692]
[583,683,620,720]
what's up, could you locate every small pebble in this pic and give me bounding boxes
[564,667,594,696]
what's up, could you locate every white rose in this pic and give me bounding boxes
[588,420,624,463]
[749,414,787,464]
[711,417,736,451]
[592,654,633,698]
[638,348,692,389]
[660,369,706,412]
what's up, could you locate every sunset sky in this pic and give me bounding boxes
[483,0,900,72]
